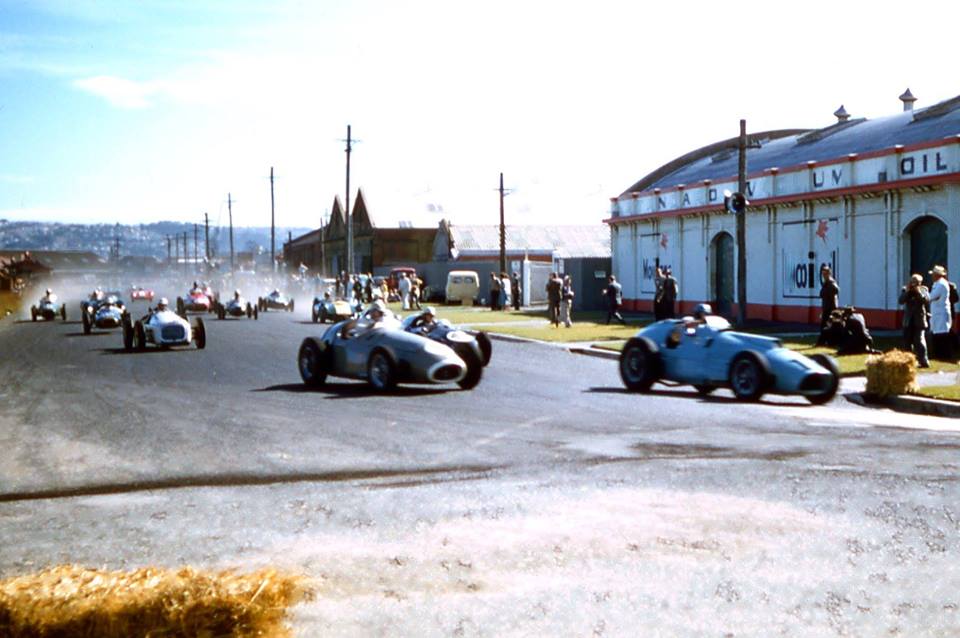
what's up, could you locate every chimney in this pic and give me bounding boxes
[833,105,850,123]
[899,88,916,112]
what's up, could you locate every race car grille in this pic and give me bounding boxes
[799,374,829,391]
[433,364,462,381]
[161,325,186,341]
[98,317,120,327]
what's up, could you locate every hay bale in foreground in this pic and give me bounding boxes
[865,349,918,397]
[0,565,312,638]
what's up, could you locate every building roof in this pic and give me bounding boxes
[623,93,960,195]
[0,250,106,272]
[446,224,610,259]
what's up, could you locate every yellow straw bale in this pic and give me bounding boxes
[864,349,918,397]
[0,565,312,638]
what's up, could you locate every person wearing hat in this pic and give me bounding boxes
[816,264,840,346]
[928,265,954,361]
[898,273,931,368]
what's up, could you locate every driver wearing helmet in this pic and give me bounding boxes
[343,299,394,338]
[156,297,169,312]
[412,306,438,334]
[42,288,55,302]
[233,289,241,301]
[692,303,712,321]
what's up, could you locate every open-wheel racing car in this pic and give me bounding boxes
[312,294,358,323]
[122,299,206,351]
[400,307,491,389]
[177,289,214,315]
[297,303,473,391]
[216,294,258,320]
[259,290,294,313]
[618,304,839,404]
[130,285,155,302]
[31,291,67,321]
[83,293,128,334]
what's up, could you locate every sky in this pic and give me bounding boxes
[1,0,958,230]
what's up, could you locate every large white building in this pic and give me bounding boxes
[606,90,959,328]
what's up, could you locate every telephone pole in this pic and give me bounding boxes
[736,119,748,327]
[270,166,276,273]
[193,223,199,274]
[166,235,172,263]
[344,125,353,274]
[182,232,188,276]
[228,193,235,273]
[204,213,210,262]
[174,233,180,267]
[499,173,507,274]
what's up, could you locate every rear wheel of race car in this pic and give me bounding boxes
[289,299,295,313]
[193,317,206,349]
[246,303,253,319]
[218,304,225,320]
[82,311,91,334]
[31,307,37,321]
[456,348,483,390]
[728,351,770,402]
[475,331,492,366]
[122,318,134,351]
[619,337,660,392]
[253,305,258,320]
[320,307,328,324]
[133,320,147,352]
[367,349,397,391]
[298,338,328,387]
[806,353,840,405]
[176,297,185,316]
[61,305,67,321]
[258,298,264,312]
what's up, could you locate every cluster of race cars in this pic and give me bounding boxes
[29,284,842,403]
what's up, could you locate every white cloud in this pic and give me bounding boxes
[72,75,159,109]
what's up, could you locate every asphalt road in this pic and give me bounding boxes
[2,290,960,636]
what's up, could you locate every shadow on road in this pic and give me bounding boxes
[98,347,196,355]
[255,382,447,398]
[65,331,112,337]
[14,319,80,325]
[585,385,812,406]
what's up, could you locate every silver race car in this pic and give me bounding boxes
[298,303,468,391]
[216,294,258,320]
[312,294,359,323]
[31,291,66,322]
[400,308,491,389]
[123,300,206,351]
[259,290,294,313]
[83,293,128,334]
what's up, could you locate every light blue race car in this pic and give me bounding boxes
[618,305,839,404]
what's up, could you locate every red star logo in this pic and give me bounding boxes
[815,219,829,243]
[660,233,668,249]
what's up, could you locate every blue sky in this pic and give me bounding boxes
[1,0,958,229]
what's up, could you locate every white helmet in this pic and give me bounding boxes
[423,306,437,317]
[157,297,169,310]
[45,288,52,295]
[693,303,712,319]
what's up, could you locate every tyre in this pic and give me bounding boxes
[176,297,185,315]
[475,331,493,366]
[133,320,147,351]
[122,319,134,351]
[456,348,483,390]
[694,385,716,396]
[61,305,67,321]
[289,299,295,313]
[194,317,206,349]
[218,304,226,320]
[367,349,397,391]
[31,307,37,321]
[82,311,91,334]
[728,351,770,402]
[320,307,328,324]
[246,303,253,319]
[298,337,328,387]
[253,305,258,320]
[619,337,660,392]
[806,353,840,405]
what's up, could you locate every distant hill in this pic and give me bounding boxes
[0,221,312,260]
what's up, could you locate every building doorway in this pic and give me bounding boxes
[907,216,948,287]
[710,232,735,316]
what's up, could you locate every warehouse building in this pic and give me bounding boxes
[606,90,960,328]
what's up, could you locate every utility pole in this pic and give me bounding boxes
[174,232,180,267]
[228,193,235,273]
[498,172,512,274]
[193,223,199,274]
[344,125,353,274]
[270,166,276,273]
[319,209,328,278]
[204,213,210,263]
[183,232,188,276]
[736,119,748,327]
[166,235,172,264]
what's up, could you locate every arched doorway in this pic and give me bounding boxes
[710,232,735,316]
[908,216,948,286]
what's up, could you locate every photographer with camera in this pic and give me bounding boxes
[898,273,931,368]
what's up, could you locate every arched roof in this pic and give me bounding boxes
[622,94,960,196]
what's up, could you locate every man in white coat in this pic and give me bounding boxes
[928,265,954,361]
[398,272,411,311]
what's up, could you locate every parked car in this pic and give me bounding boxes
[445,270,480,305]
[618,305,839,404]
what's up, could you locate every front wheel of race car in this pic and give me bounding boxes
[289,299,295,313]
[61,305,67,321]
[31,307,37,321]
[367,349,397,391]
[456,348,483,390]
[253,305,258,320]
[728,351,770,402]
[122,318,133,351]
[193,317,206,349]
[806,353,840,405]
[82,311,91,334]
[246,303,253,319]
[133,320,147,352]
[218,304,226,320]
[619,337,660,392]
[320,307,328,324]
[176,297,185,316]
[475,331,492,366]
[298,337,328,387]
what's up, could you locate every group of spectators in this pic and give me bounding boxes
[489,272,521,312]
[545,272,575,327]
[818,263,959,367]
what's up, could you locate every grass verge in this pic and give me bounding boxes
[0,565,312,638]
[915,384,960,402]
[0,291,24,319]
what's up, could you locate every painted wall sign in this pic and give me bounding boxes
[780,218,839,299]
[639,233,671,294]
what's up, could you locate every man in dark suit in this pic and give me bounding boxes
[816,264,839,346]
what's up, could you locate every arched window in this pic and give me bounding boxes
[907,216,948,287]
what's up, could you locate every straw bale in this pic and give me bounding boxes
[0,565,312,638]
[864,349,918,397]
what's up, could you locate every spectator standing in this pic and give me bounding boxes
[898,273,931,368]
[398,272,411,310]
[364,273,374,303]
[489,273,501,311]
[352,275,363,304]
[603,275,625,325]
[545,272,563,326]
[653,266,665,320]
[560,275,575,327]
[661,267,679,319]
[816,265,840,346]
[511,272,522,310]
[928,265,954,361]
[500,272,511,310]
[409,275,422,310]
